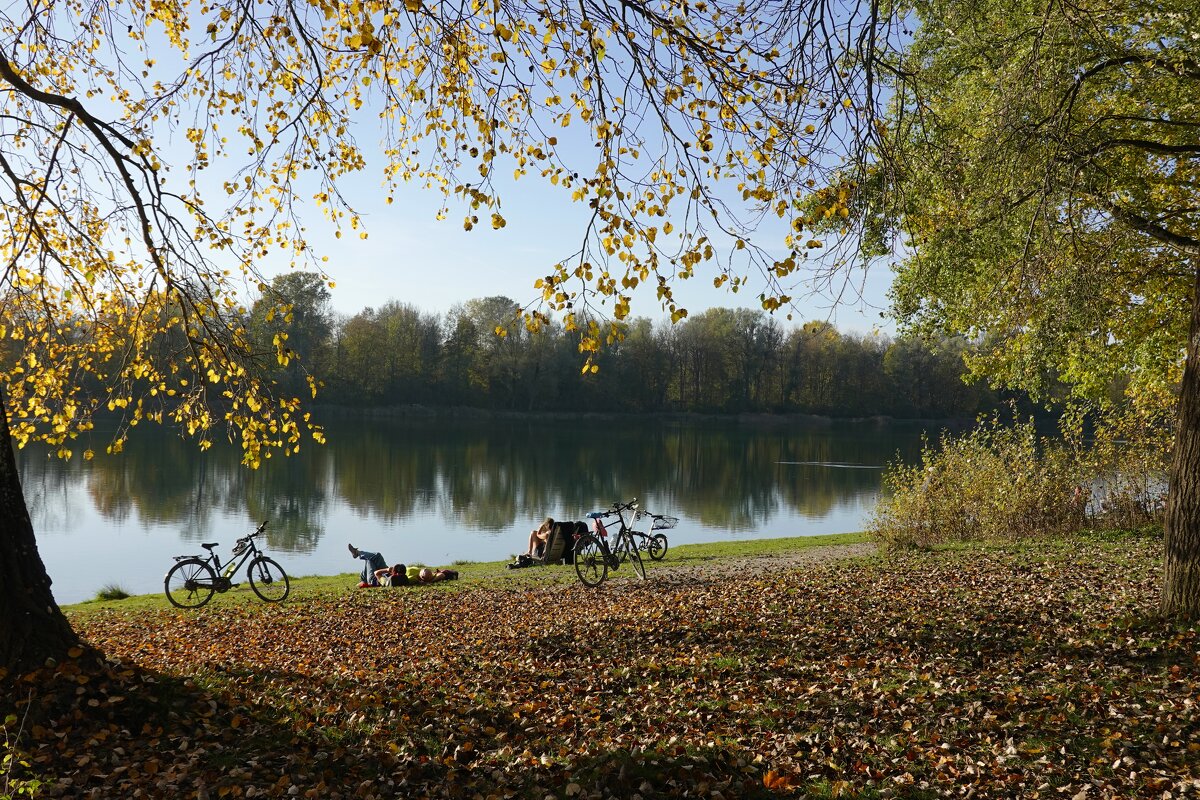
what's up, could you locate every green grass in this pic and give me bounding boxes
[94,583,131,602]
[62,531,869,617]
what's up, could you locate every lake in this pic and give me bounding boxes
[18,414,934,604]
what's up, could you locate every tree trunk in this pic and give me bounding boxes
[1163,267,1200,618]
[0,385,79,675]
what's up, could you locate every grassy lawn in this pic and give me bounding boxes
[61,531,871,615]
[5,529,1198,799]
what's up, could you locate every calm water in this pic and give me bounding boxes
[18,415,932,604]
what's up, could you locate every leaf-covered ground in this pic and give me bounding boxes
[4,532,1199,799]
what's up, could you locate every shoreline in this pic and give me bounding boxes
[62,531,874,614]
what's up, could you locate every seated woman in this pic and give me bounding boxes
[526,517,555,557]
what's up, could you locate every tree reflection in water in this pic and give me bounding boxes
[19,415,932,601]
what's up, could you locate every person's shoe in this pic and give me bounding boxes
[348,544,360,558]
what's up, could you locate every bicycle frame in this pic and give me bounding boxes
[165,519,289,608]
[204,538,262,583]
[590,500,643,563]
[171,521,269,591]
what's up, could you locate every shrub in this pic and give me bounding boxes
[95,583,131,602]
[1084,412,1170,529]
[869,409,1168,549]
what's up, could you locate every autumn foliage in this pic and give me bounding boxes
[870,415,1170,549]
[2,534,1197,798]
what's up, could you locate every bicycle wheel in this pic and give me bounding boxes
[247,556,290,602]
[164,558,217,609]
[622,535,647,580]
[648,533,668,561]
[621,532,646,561]
[573,534,608,587]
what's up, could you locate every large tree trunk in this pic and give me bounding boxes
[1163,268,1200,618]
[0,385,79,675]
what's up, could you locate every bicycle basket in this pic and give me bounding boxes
[651,515,679,530]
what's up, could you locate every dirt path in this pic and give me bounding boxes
[484,540,879,589]
[639,541,878,582]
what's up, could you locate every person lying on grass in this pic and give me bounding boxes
[414,566,457,583]
[350,545,458,587]
[373,563,458,586]
[349,544,388,586]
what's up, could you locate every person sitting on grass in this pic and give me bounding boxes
[526,517,554,557]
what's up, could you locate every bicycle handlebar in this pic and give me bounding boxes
[588,499,638,520]
[237,520,270,545]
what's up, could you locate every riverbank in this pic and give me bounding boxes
[8,528,1197,799]
[25,416,920,606]
[61,532,873,613]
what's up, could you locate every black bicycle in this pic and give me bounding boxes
[164,520,290,608]
[573,499,648,587]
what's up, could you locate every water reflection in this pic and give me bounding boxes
[18,415,930,602]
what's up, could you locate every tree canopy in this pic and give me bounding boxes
[241,284,992,416]
[872,0,1200,614]
[878,0,1197,422]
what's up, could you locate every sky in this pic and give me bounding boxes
[273,159,899,334]
[126,12,901,336]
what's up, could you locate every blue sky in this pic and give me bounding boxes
[129,15,900,335]
[281,159,898,333]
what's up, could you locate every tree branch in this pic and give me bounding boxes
[1096,195,1200,257]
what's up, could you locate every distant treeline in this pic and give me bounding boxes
[252,274,998,419]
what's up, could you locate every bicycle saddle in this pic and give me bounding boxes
[201,542,220,550]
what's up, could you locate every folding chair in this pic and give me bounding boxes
[532,522,569,565]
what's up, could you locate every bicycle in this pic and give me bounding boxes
[594,503,676,564]
[164,520,290,608]
[632,511,676,561]
[573,499,649,587]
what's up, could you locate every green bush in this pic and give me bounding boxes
[95,583,131,602]
[869,411,1167,549]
